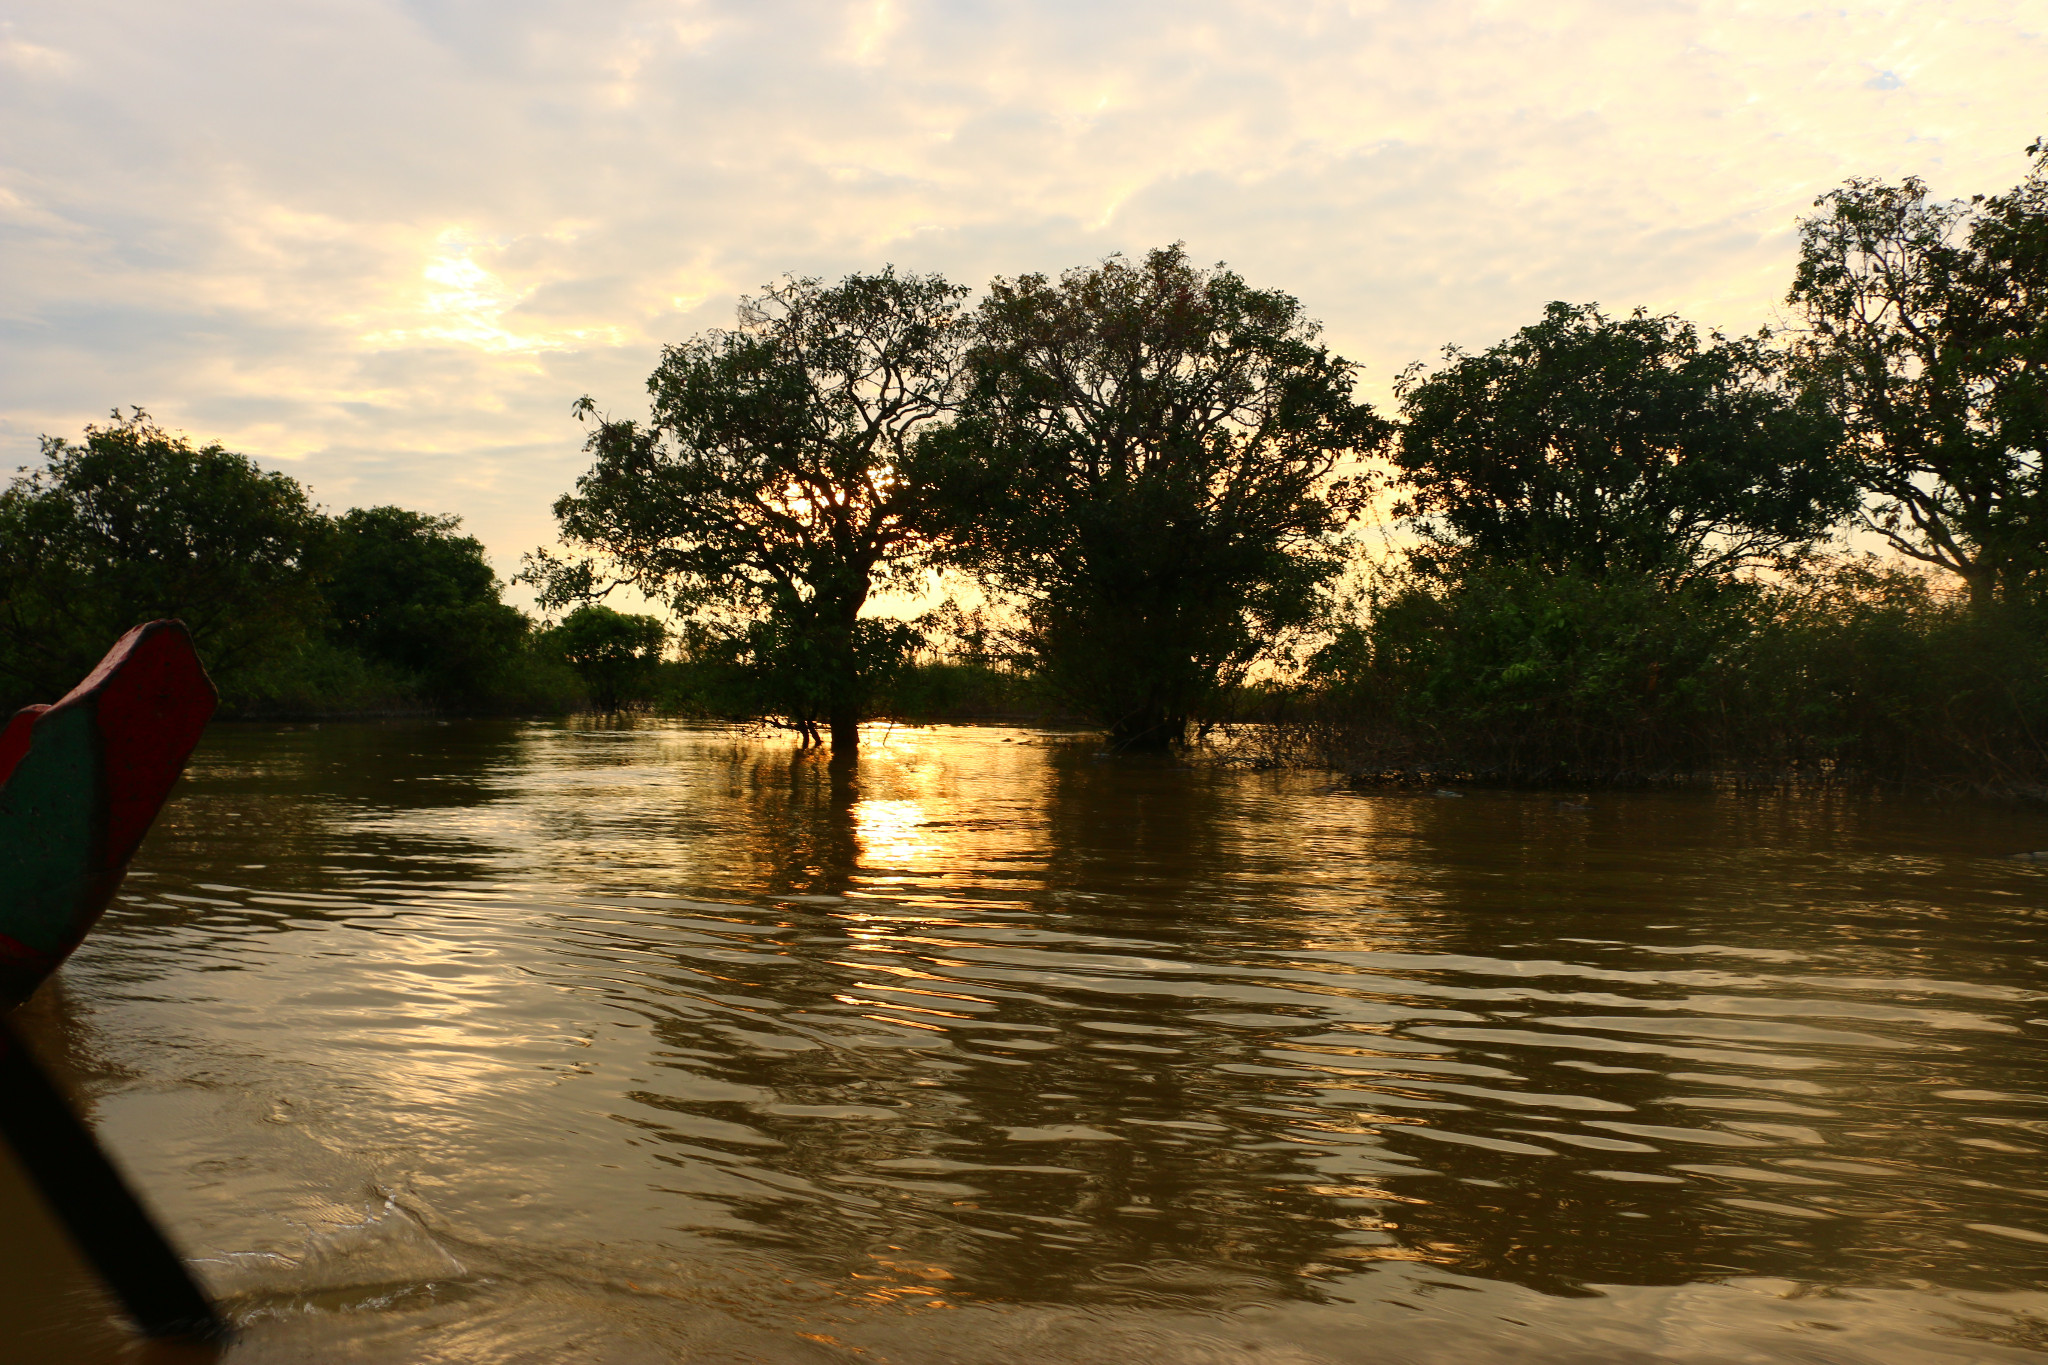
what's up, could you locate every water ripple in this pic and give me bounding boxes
[17,720,2048,1363]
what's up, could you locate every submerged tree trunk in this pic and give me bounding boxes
[824,599,866,754]
[1108,709,1186,753]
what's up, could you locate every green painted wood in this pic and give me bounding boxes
[0,704,105,957]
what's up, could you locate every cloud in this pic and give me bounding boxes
[1,0,2042,588]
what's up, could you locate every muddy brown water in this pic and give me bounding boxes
[5,719,2048,1364]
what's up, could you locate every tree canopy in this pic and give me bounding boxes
[327,506,529,706]
[526,268,969,750]
[1392,302,1852,583]
[927,244,1389,750]
[0,410,329,707]
[1787,141,2048,605]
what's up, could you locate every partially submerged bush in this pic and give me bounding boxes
[1278,559,2048,790]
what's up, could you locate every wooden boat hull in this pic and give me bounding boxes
[0,621,216,1009]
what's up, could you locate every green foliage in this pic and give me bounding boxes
[1787,141,2048,604]
[327,506,530,707]
[225,635,423,717]
[536,605,667,713]
[0,413,570,718]
[1314,565,1755,780]
[1392,303,1852,582]
[0,410,328,710]
[527,268,969,749]
[1294,559,2048,787]
[1737,563,2048,782]
[1306,241,2044,786]
[927,244,1390,750]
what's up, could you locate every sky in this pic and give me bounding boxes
[2,0,2043,600]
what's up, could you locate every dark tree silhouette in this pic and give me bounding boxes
[526,269,969,751]
[1787,141,2048,605]
[1392,302,1851,583]
[0,410,327,708]
[927,245,1388,752]
[327,506,528,707]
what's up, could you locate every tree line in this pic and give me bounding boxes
[0,414,635,716]
[3,143,2042,783]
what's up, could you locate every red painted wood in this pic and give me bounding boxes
[0,704,48,788]
[93,627,217,870]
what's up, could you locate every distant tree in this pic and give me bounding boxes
[926,245,1389,751]
[327,506,529,706]
[525,268,969,751]
[1392,302,1852,582]
[0,410,328,707]
[538,604,666,713]
[1787,141,2048,605]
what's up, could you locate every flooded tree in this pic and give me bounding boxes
[1321,304,1854,784]
[925,245,1389,752]
[527,269,970,751]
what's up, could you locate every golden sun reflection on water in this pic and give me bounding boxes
[853,797,938,873]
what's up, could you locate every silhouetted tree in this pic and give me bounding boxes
[327,506,529,706]
[1392,302,1851,583]
[926,245,1389,751]
[1787,140,2048,605]
[538,604,667,713]
[526,269,969,751]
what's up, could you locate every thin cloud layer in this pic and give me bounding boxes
[1,0,2041,580]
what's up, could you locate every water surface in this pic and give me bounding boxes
[8,720,2048,1363]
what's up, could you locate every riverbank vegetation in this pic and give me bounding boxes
[0,411,589,717]
[1236,557,2048,789]
[3,142,2041,787]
